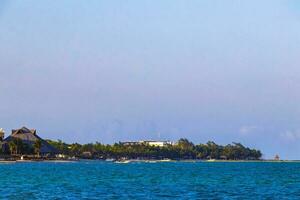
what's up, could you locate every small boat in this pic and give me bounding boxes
[115,160,130,164]
[159,159,172,162]
[207,159,216,162]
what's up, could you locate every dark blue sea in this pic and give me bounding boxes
[0,161,300,199]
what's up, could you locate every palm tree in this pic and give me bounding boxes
[34,139,42,157]
[8,141,16,155]
[8,138,23,155]
[15,138,23,155]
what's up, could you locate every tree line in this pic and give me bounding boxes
[47,138,262,160]
[2,138,42,156]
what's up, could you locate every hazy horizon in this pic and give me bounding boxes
[1,0,300,159]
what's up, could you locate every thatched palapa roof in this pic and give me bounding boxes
[4,127,58,154]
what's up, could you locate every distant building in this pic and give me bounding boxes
[120,140,173,147]
[274,154,280,161]
[2,126,58,155]
[140,140,173,147]
[120,141,140,146]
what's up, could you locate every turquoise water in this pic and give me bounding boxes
[0,161,300,199]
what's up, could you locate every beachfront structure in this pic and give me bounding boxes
[140,140,173,147]
[121,140,173,147]
[2,126,58,155]
[120,141,141,146]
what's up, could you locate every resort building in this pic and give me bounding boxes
[1,126,58,155]
[140,140,173,147]
[120,141,141,146]
[120,140,173,147]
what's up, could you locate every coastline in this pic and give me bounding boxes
[113,159,300,163]
[0,159,300,164]
[2,158,299,164]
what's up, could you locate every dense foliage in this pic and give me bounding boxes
[8,138,35,155]
[47,139,262,160]
[0,138,42,156]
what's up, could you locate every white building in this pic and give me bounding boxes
[120,140,174,147]
[140,140,173,147]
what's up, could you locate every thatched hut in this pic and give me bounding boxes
[2,127,58,155]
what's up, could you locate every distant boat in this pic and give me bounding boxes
[207,159,216,162]
[159,159,172,162]
[115,160,130,164]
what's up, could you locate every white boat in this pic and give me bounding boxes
[115,160,130,164]
[207,159,216,162]
[159,159,172,162]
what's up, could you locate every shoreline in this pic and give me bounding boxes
[113,159,300,163]
[1,158,299,164]
[0,160,77,163]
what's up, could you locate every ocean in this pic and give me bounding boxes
[0,161,299,199]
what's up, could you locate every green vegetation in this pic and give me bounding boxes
[34,139,42,157]
[8,138,23,155]
[6,138,34,155]
[47,138,262,160]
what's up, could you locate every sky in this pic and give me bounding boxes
[0,0,300,159]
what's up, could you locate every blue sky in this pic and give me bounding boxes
[0,1,300,159]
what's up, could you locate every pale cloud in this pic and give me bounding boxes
[239,126,258,136]
[280,130,300,142]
